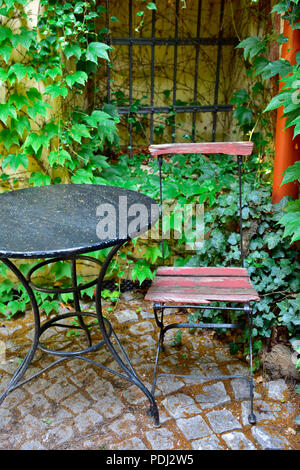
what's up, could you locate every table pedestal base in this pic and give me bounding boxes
[0,246,160,427]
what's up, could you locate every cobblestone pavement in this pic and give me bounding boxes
[0,290,299,450]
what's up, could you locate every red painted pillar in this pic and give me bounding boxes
[272,20,300,204]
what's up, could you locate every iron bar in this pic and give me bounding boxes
[238,155,244,267]
[192,0,202,142]
[117,104,233,115]
[106,0,111,104]
[162,322,244,333]
[150,4,156,145]
[71,258,92,347]
[212,0,225,141]
[128,0,133,156]
[110,37,237,46]
[158,155,165,265]
[171,0,179,143]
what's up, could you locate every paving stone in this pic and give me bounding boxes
[138,334,157,350]
[85,377,115,399]
[226,363,250,375]
[206,409,242,434]
[222,431,256,450]
[197,363,223,379]
[121,381,156,404]
[118,437,148,450]
[114,309,138,323]
[231,378,260,401]
[176,415,213,440]
[23,413,49,439]
[61,393,91,413]
[195,382,231,409]
[0,408,13,428]
[162,393,201,419]
[44,379,77,401]
[106,413,137,437]
[156,376,185,395]
[129,321,154,336]
[182,365,207,384]
[20,441,46,450]
[19,393,53,417]
[139,309,155,320]
[215,348,238,362]
[74,409,103,433]
[1,388,28,408]
[251,426,291,450]
[191,435,222,450]
[264,379,288,401]
[26,376,51,394]
[94,395,124,419]
[241,400,277,425]
[145,427,177,450]
[42,424,74,446]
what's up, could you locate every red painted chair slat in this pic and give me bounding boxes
[149,142,254,156]
[156,266,249,277]
[145,267,260,304]
[152,277,252,288]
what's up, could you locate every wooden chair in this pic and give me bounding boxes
[145,142,259,425]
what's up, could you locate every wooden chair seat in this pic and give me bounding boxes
[145,266,260,304]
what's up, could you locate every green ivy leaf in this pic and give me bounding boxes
[2,153,28,172]
[11,28,36,50]
[281,161,300,185]
[11,115,31,137]
[8,93,28,110]
[44,83,68,98]
[86,42,111,63]
[65,71,88,87]
[9,63,35,81]
[64,43,82,60]
[236,36,266,60]
[147,2,157,10]
[71,168,94,184]
[233,106,253,125]
[144,245,162,263]
[26,87,42,102]
[27,100,52,119]
[1,44,11,63]
[45,66,63,80]
[131,260,154,284]
[48,149,72,167]
[28,172,51,187]
[0,128,19,151]
[23,133,50,153]
[0,102,17,124]
[70,123,91,143]
[0,25,12,43]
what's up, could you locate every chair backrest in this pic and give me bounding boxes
[149,141,254,268]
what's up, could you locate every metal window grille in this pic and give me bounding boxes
[105,0,238,154]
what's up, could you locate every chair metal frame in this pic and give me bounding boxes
[146,142,258,426]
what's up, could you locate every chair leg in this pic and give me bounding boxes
[151,304,165,398]
[245,303,256,425]
[153,303,165,351]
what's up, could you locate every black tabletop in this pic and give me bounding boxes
[0,184,159,259]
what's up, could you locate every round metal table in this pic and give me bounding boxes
[0,184,160,426]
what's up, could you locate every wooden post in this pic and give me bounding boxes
[272,19,300,204]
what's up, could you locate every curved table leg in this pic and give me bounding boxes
[0,258,41,404]
[70,258,92,347]
[95,242,160,427]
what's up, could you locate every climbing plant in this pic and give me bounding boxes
[235,0,300,244]
[0,0,121,316]
[0,0,119,190]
